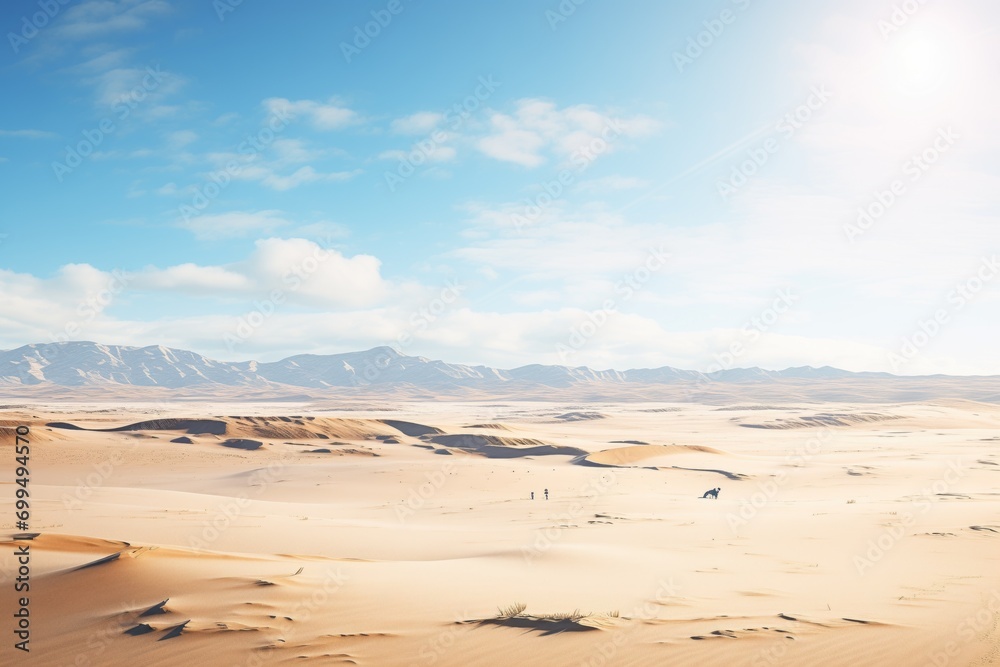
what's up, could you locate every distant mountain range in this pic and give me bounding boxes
[0,342,996,403]
[0,341,880,388]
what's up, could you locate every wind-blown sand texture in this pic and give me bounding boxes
[2,400,999,666]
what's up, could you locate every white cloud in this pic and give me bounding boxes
[391,112,443,134]
[0,240,395,350]
[258,166,361,191]
[263,97,358,130]
[456,201,667,279]
[137,264,251,292]
[66,48,135,75]
[378,146,456,163]
[54,0,172,41]
[269,138,321,164]
[240,238,390,308]
[477,128,546,167]
[201,138,360,191]
[167,130,197,148]
[90,148,154,160]
[89,65,185,109]
[42,239,392,310]
[475,99,660,168]
[0,263,129,345]
[177,210,292,240]
[213,112,239,126]
[0,248,993,374]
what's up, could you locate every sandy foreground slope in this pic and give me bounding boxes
[1,400,999,666]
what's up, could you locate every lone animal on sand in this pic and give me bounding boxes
[701,487,720,499]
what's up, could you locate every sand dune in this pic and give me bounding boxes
[577,442,749,480]
[714,404,805,411]
[426,433,588,458]
[46,415,404,441]
[48,417,230,434]
[379,419,444,436]
[2,400,999,666]
[554,411,607,421]
[739,412,904,429]
[584,443,726,465]
[1,421,70,443]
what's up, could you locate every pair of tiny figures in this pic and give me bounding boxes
[529,489,715,499]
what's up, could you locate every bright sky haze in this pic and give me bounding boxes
[1,0,998,374]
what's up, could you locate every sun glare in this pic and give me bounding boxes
[886,28,952,95]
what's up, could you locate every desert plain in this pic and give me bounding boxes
[2,399,999,666]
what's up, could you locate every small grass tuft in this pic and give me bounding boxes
[492,605,621,624]
[536,609,584,621]
[497,602,527,619]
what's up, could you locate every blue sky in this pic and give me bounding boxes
[1,0,998,374]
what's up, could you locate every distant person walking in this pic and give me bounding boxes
[531,491,535,500]
[544,488,549,500]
